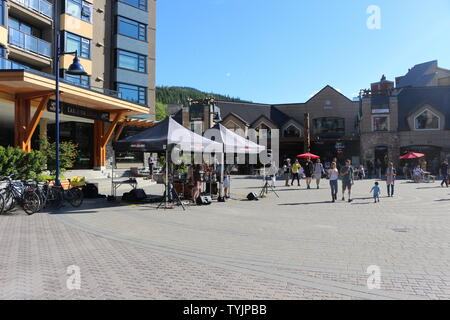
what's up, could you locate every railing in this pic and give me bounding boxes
[11,0,53,19]
[91,86,123,99]
[0,57,31,70]
[8,27,52,58]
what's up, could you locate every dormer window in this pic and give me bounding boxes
[414,109,440,130]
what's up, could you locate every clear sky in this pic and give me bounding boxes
[156,0,450,104]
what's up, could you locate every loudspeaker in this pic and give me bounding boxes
[83,183,99,198]
[247,192,259,201]
[217,196,226,203]
[196,195,212,205]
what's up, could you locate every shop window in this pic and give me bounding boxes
[414,109,440,130]
[313,117,345,137]
[372,116,389,132]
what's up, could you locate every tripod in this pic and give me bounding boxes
[259,176,279,198]
[157,182,186,210]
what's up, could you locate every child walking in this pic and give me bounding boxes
[370,182,381,203]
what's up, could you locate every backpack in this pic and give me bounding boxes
[83,183,99,198]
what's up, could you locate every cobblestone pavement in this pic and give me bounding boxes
[1,177,450,299]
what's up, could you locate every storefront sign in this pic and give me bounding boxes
[47,100,110,121]
[335,142,346,150]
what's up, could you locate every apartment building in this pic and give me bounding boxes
[0,0,156,169]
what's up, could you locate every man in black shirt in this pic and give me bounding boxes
[440,159,449,187]
[304,157,314,189]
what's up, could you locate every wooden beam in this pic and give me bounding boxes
[114,121,126,141]
[16,90,56,101]
[101,112,125,147]
[24,94,51,149]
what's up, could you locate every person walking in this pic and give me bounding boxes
[386,162,396,197]
[268,161,279,188]
[340,159,354,202]
[148,154,155,180]
[375,159,382,179]
[192,164,203,203]
[291,159,302,187]
[328,161,339,202]
[440,159,449,187]
[313,158,324,189]
[283,158,292,187]
[370,182,381,203]
[304,157,314,189]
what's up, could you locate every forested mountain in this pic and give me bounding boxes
[155,86,250,121]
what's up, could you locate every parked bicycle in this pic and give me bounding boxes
[24,180,84,210]
[0,175,41,215]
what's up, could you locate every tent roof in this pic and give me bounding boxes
[113,117,222,153]
[206,123,266,154]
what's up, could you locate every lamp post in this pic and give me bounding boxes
[54,33,87,185]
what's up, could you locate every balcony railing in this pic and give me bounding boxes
[0,57,31,70]
[8,27,52,58]
[11,0,53,19]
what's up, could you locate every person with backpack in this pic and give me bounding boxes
[440,159,449,188]
[340,159,354,202]
[283,158,292,187]
[304,157,314,189]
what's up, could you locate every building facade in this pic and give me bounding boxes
[360,61,450,174]
[173,86,361,166]
[0,0,156,169]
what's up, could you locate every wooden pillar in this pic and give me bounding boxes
[14,97,31,152]
[304,113,311,153]
[93,120,105,169]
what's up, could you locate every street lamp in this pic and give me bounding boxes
[54,37,87,185]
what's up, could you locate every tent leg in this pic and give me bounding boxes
[220,151,224,199]
[165,148,168,209]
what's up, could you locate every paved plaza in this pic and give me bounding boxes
[1,176,450,300]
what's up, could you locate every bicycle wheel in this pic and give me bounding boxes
[22,191,41,215]
[3,192,16,213]
[48,187,64,210]
[66,188,84,208]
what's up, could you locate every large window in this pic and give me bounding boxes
[117,49,146,73]
[415,109,440,130]
[66,0,92,23]
[119,0,147,11]
[65,32,91,59]
[63,70,90,88]
[313,117,345,137]
[116,82,147,105]
[0,0,5,26]
[372,116,389,132]
[284,125,301,138]
[117,16,147,41]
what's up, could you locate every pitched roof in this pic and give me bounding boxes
[397,60,441,88]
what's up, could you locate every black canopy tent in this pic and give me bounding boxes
[112,117,223,208]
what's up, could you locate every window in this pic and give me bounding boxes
[66,0,92,23]
[62,70,90,88]
[117,16,147,41]
[284,125,301,138]
[313,117,345,137]
[415,109,440,130]
[255,123,271,139]
[372,116,389,132]
[116,82,147,105]
[117,50,146,73]
[225,121,242,133]
[0,0,5,26]
[119,0,147,11]
[65,32,91,59]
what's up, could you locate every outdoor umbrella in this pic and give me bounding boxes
[296,153,320,159]
[400,152,425,159]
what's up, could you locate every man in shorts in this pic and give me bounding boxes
[340,159,354,202]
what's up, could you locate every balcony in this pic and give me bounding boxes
[0,57,31,70]
[8,27,52,58]
[11,0,53,19]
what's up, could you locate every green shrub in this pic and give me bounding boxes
[0,146,46,180]
[40,137,78,174]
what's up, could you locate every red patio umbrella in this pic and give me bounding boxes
[296,153,320,159]
[399,152,425,159]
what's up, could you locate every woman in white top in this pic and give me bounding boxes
[328,161,339,202]
[313,159,325,189]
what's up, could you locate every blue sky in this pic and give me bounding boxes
[156,0,450,104]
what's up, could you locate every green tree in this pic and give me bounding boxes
[39,137,79,175]
[155,102,168,121]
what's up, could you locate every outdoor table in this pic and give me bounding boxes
[112,178,138,197]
